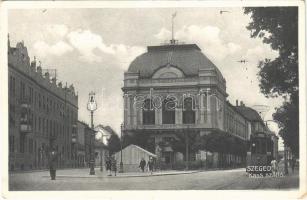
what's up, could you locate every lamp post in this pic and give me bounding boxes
[119,123,124,173]
[72,124,77,168]
[87,91,97,175]
[284,142,289,175]
[185,125,189,170]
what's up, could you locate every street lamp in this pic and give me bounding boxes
[119,123,124,173]
[72,124,77,168]
[87,91,97,175]
[185,125,190,170]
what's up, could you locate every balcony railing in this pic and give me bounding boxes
[20,124,32,133]
[124,123,202,131]
[20,97,31,109]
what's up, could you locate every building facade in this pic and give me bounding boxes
[122,42,276,168]
[76,121,93,167]
[8,40,78,171]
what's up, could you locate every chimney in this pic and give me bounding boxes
[236,100,238,106]
[37,60,42,75]
[45,72,50,80]
[37,66,42,75]
[51,77,56,85]
[58,82,62,88]
[30,56,36,70]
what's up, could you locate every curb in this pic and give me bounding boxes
[42,171,200,179]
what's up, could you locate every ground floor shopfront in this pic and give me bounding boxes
[123,128,247,170]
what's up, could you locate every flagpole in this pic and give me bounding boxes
[171,12,176,44]
[172,15,174,42]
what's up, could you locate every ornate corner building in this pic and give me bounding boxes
[122,42,278,168]
[8,40,78,171]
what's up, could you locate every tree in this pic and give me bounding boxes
[244,7,299,156]
[107,133,121,155]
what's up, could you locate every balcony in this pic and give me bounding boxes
[20,97,31,109]
[20,124,32,133]
[124,123,203,131]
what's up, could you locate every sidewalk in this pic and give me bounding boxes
[42,167,200,178]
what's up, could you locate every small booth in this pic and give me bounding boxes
[114,144,157,172]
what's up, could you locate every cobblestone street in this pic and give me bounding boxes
[9,167,299,191]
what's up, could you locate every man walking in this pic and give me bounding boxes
[48,148,57,180]
[270,157,278,176]
[139,158,146,172]
[106,157,112,176]
[111,156,117,176]
[291,157,296,173]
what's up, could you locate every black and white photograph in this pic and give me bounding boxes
[0,1,306,199]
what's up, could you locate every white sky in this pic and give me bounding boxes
[8,8,284,147]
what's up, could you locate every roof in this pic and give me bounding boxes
[126,144,157,158]
[235,106,263,122]
[127,43,221,78]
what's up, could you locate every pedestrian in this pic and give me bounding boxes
[147,156,154,175]
[106,157,112,176]
[291,157,296,173]
[139,158,146,172]
[270,157,278,176]
[111,156,117,176]
[48,148,57,180]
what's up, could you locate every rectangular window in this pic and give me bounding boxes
[43,96,45,110]
[46,119,49,136]
[20,134,25,153]
[9,76,16,97]
[203,94,208,122]
[29,139,33,154]
[34,91,37,107]
[13,77,16,97]
[9,76,12,96]
[9,135,14,152]
[29,86,33,104]
[46,98,49,113]
[34,116,37,131]
[39,117,41,132]
[38,94,41,109]
[20,81,25,100]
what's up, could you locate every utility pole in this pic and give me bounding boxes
[119,123,124,173]
[171,12,177,44]
[284,142,289,175]
[90,111,95,175]
[185,126,189,170]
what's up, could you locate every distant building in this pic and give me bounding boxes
[76,121,92,167]
[235,104,279,160]
[8,39,78,171]
[94,124,113,169]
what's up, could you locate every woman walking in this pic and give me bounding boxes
[147,157,154,175]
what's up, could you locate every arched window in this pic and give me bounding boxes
[162,98,176,124]
[143,99,155,125]
[183,97,195,124]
